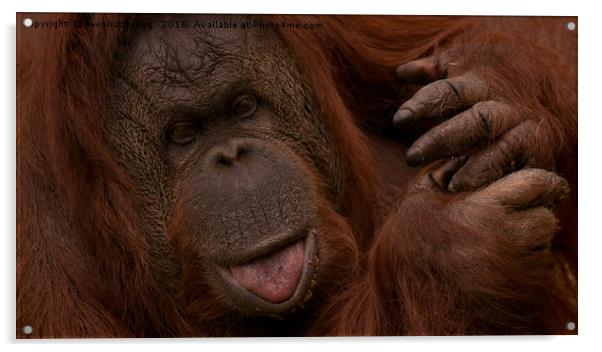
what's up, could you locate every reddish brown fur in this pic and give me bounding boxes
[17,14,576,337]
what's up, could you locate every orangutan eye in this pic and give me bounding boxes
[167,121,198,145]
[232,94,258,118]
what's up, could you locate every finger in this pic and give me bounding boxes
[509,207,558,246]
[465,169,569,210]
[396,57,444,84]
[448,119,539,192]
[414,156,468,191]
[430,156,468,190]
[405,101,522,166]
[393,74,489,128]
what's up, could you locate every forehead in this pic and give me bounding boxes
[118,15,280,105]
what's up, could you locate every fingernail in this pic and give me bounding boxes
[396,64,412,80]
[393,108,415,128]
[395,64,407,77]
[405,147,424,167]
[448,179,462,193]
[452,155,467,162]
[449,177,473,193]
[448,173,462,193]
[448,180,457,193]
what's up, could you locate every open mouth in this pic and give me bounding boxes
[216,230,318,315]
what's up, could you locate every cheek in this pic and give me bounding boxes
[269,115,342,203]
[106,118,173,216]
[246,50,341,197]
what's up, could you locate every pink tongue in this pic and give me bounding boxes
[229,239,305,303]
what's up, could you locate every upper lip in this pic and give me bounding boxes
[215,228,310,266]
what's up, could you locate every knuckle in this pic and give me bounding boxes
[472,101,521,136]
[470,103,494,135]
[494,138,516,165]
[441,79,462,99]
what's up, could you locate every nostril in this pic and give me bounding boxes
[236,146,247,160]
[216,155,233,167]
[207,140,252,169]
[213,146,248,168]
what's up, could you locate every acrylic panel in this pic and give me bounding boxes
[16,13,578,338]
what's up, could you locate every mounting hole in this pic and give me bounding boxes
[22,325,33,335]
[566,321,576,331]
[567,22,576,31]
[22,18,33,28]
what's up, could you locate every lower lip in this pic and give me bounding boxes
[215,230,319,315]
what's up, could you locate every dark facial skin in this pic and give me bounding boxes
[105,15,346,322]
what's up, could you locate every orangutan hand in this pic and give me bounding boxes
[394,56,556,192]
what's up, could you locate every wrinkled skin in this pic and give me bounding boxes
[395,55,557,191]
[104,15,568,335]
[107,15,353,329]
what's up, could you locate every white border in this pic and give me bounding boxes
[2,1,600,351]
